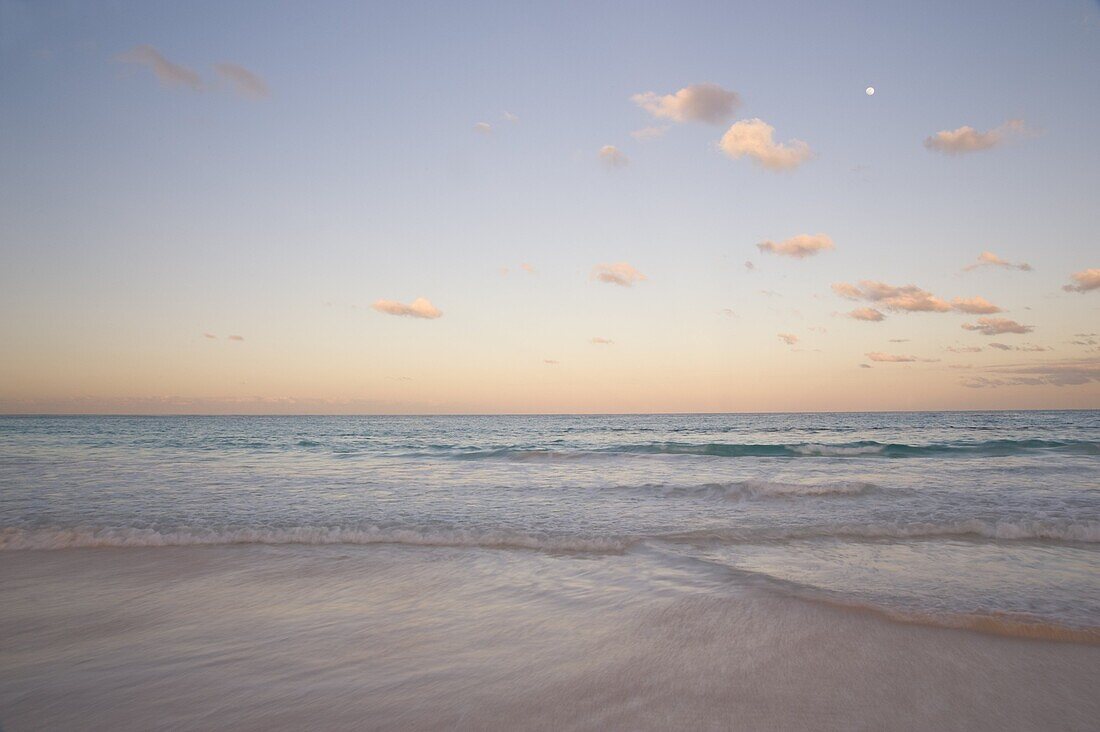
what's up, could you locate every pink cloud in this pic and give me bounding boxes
[757,233,834,259]
[960,317,1033,336]
[372,298,443,319]
[592,262,645,287]
[1063,268,1100,293]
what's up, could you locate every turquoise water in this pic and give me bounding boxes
[2,411,1098,631]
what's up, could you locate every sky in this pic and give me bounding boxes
[1,0,1098,414]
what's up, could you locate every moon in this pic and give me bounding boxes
[865,86,875,96]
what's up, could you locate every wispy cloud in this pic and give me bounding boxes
[1063,268,1100,293]
[778,333,798,346]
[988,343,1051,352]
[372,298,443,319]
[591,337,614,345]
[474,122,493,135]
[924,119,1028,155]
[630,126,669,141]
[961,358,1100,388]
[599,145,629,167]
[744,261,755,271]
[592,262,645,287]
[214,63,268,98]
[848,307,885,322]
[203,332,217,339]
[502,111,519,123]
[227,335,244,342]
[520,263,536,274]
[866,352,939,363]
[543,359,560,365]
[757,233,834,259]
[963,251,1032,272]
[945,345,983,353]
[719,119,813,171]
[631,83,740,124]
[117,45,202,90]
[960,317,1033,336]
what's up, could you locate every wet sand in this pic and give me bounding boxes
[2,544,1098,731]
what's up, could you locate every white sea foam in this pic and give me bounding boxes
[634,480,876,499]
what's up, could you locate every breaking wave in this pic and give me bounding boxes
[443,439,1098,460]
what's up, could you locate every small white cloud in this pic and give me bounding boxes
[832,281,951,312]
[599,145,629,167]
[474,122,492,134]
[924,119,1029,155]
[963,251,1032,272]
[778,333,798,346]
[719,118,813,171]
[214,62,269,98]
[592,262,645,287]
[502,111,519,123]
[631,83,740,124]
[117,45,202,90]
[372,297,443,319]
[630,126,669,141]
[951,296,1003,314]
[757,233,834,259]
[1063,268,1100,293]
[961,317,1033,336]
[848,307,885,322]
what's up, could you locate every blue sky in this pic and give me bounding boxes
[1,0,1098,413]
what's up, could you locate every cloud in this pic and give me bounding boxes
[924,119,1028,155]
[988,342,1051,352]
[719,119,813,171]
[591,337,614,345]
[778,333,798,346]
[859,363,872,369]
[630,126,669,141]
[960,317,1033,336]
[474,122,493,134]
[543,359,559,365]
[848,307,885,322]
[214,63,268,98]
[372,298,443,319]
[946,345,983,353]
[963,251,1032,272]
[960,358,1100,388]
[599,145,629,167]
[631,83,740,124]
[950,296,1003,314]
[889,339,910,343]
[520,263,536,274]
[832,281,951,312]
[757,233,834,259]
[592,262,645,287]
[1063,268,1100,293]
[719,308,737,318]
[744,261,755,271]
[117,45,202,90]
[203,333,217,339]
[503,111,519,123]
[227,335,244,342]
[866,352,939,363]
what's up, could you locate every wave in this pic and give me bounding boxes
[440,439,1098,461]
[623,480,877,500]
[663,518,1100,545]
[0,525,632,554]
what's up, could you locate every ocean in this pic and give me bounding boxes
[2,412,1098,730]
